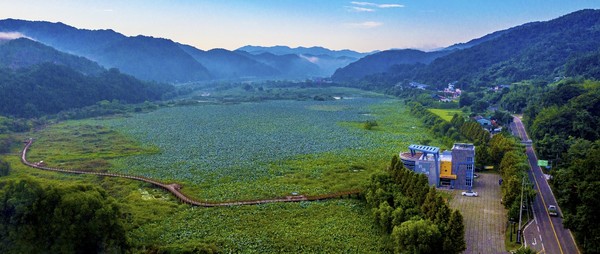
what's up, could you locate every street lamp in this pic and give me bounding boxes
[509,218,515,242]
[516,176,525,244]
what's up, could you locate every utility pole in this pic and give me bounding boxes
[517,175,525,244]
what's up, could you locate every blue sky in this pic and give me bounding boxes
[1,0,599,52]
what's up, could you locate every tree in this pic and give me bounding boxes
[443,210,466,254]
[553,140,600,253]
[421,187,438,220]
[0,159,9,176]
[515,247,537,254]
[0,179,128,253]
[373,201,394,232]
[391,219,442,254]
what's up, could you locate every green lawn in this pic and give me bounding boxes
[428,108,463,122]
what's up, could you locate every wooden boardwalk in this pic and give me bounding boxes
[21,139,360,207]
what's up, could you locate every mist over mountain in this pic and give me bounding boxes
[236,51,322,78]
[237,45,370,59]
[0,19,211,82]
[237,45,370,77]
[0,37,104,75]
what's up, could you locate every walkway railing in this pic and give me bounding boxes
[21,138,361,207]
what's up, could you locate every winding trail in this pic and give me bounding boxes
[21,138,360,207]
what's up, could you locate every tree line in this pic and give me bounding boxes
[364,156,466,254]
[518,79,600,253]
[0,178,128,253]
[0,63,174,118]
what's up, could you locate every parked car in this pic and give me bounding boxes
[548,205,558,216]
[461,191,478,197]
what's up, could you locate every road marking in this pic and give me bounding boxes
[532,237,537,245]
[528,141,581,254]
[542,243,545,252]
[528,147,564,254]
[540,235,543,242]
[537,225,540,232]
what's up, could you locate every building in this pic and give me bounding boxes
[400,145,440,186]
[450,143,475,190]
[400,143,475,190]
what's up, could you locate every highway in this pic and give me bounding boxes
[510,116,579,254]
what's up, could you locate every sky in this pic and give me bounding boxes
[1,0,600,52]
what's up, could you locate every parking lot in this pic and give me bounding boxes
[444,172,508,254]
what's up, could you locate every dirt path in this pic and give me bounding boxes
[21,139,360,207]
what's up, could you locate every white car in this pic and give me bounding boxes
[462,191,478,197]
[548,205,558,216]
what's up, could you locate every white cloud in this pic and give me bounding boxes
[300,54,319,63]
[378,4,404,8]
[350,1,404,9]
[351,1,374,6]
[348,6,375,12]
[0,32,29,40]
[348,21,383,28]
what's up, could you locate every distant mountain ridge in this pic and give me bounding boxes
[2,9,599,85]
[237,45,373,76]
[332,49,451,81]
[338,9,600,88]
[0,19,211,82]
[179,45,280,79]
[237,45,371,59]
[0,37,104,75]
[412,9,600,87]
[0,19,342,82]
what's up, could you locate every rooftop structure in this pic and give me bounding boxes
[401,144,440,186]
[400,143,475,190]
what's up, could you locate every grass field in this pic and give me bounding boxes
[14,95,438,252]
[445,172,507,254]
[428,108,463,122]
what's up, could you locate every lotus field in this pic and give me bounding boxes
[102,98,433,201]
[20,95,438,252]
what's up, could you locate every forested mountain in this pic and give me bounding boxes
[0,19,211,83]
[179,45,279,79]
[346,9,600,89]
[565,50,600,80]
[0,63,173,117]
[0,19,344,81]
[0,37,104,75]
[331,49,451,81]
[95,35,212,82]
[442,29,510,51]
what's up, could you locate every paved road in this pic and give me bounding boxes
[510,116,579,254]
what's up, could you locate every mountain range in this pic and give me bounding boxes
[334,9,600,88]
[0,19,365,82]
[2,9,600,87]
